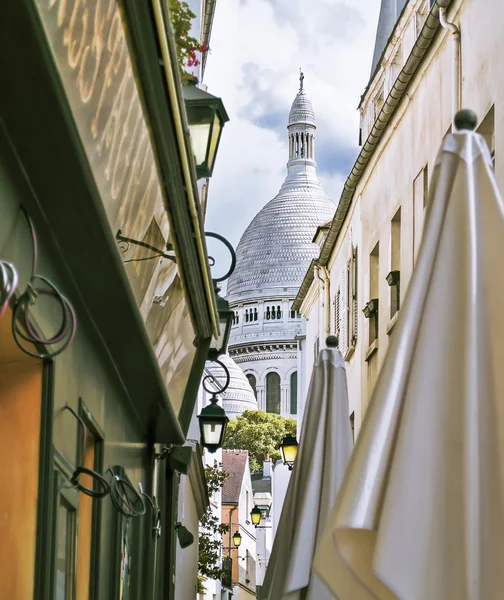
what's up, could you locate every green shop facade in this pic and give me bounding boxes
[0,1,219,598]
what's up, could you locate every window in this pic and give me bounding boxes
[245,309,249,323]
[76,400,104,600]
[340,246,358,357]
[266,307,271,320]
[369,242,379,345]
[333,288,341,340]
[390,208,401,318]
[246,374,257,398]
[290,372,297,415]
[254,308,258,321]
[54,468,78,600]
[276,306,281,319]
[266,372,281,414]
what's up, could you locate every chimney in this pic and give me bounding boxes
[263,456,271,479]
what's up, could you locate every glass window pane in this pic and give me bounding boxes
[56,503,68,600]
[56,495,76,600]
[290,372,298,415]
[266,373,281,414]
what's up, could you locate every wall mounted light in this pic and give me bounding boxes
[232,530,242,548]
[363,298,379,318]
[280,435,299,471]
[386,270,400,287]
[183,78,230,180]
[250,506,262,527]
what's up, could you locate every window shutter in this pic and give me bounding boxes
[351,248,358,347]
[333,288,341,340]
[340,267,348,356]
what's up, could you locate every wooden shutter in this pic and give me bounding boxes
[333,288,341,339]
[351,247,358,347]
[340,267,348,356]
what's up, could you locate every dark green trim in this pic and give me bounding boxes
[118,0,216,340]
[0,2,184,444]
[34,359,55,600]
[77,399,105,600]
[178,336,212,436]
[163,468,179,600]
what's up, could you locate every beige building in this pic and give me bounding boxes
[293,0,501,438]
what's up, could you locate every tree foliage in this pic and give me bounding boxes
[224,410,297,472]
[198,462,229,587]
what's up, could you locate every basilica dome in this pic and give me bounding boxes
[205,354,257,418]
[226,76,335,303]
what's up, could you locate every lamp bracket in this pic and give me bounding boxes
[205,231,236,284]
[115,229,177,263]
[202,358,231,396]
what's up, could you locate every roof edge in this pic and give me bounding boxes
[292,259,317,312]
[318,1,448,269]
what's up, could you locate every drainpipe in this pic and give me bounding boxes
[438,4,461,130]
[314,265,330,347]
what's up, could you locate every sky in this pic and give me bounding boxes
[202,0,381,263]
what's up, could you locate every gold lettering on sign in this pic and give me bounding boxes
[38,0,170,281]
[63,0,88,68]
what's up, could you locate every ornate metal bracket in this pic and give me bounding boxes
[115,229,176,263]
[202,357,231,398]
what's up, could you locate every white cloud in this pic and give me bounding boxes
[203,0,380,251]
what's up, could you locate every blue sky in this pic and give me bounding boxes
[202,0,381,254]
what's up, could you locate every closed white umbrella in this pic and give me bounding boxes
[259,337,353,600]
[313,110,504,600]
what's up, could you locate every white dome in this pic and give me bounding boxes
[226,75,334,303]
[205,354,257,418]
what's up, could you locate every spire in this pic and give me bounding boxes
[280,73,322,190]
[287,73,316,166]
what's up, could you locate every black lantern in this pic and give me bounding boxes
[208,289,234,361]
[183,79,230,179]
[362,298,379,318]
[232,530,242,548]
[280,435,299,471]
[386,270,400,287]
[198,395,229,453]
[250,506,262,527]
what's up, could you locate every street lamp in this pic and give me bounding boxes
[198,358,230,453]
[232,530,242,548]
[183,78,230,180]
[208,289,234,362]
[280,435,299,471]
[250,506,262,527]
[362,298,379,319]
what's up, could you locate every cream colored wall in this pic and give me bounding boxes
[303,0,504,439]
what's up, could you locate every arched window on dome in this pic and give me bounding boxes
[245,309,249,323]
[266,372,281,414]
[271,306,276,320]
[266,307,271,320]
[254,308,258,321]
[246,374,257,399]
[236,311,239,324]
[290,371,298,415]
[276,306,282,319]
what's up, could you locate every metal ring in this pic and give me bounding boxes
[204,232,237,283]
[71,467,110,498]
[202,358,231,395]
